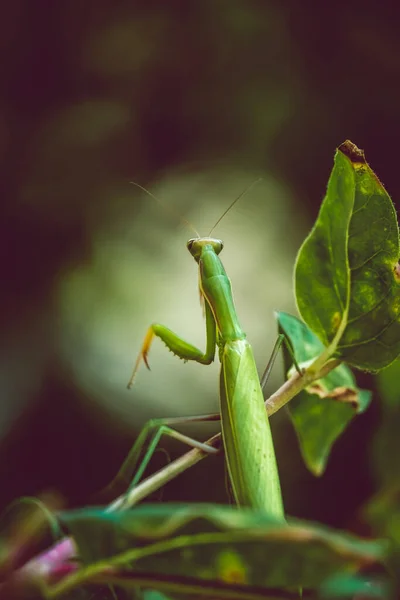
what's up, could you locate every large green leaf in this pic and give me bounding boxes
[295,140,400,372]
[277,311,371,475]
[54,504,387,599]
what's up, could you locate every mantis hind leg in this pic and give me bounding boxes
[260,333,302,390]
[96,413,221,503]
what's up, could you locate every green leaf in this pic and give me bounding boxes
[56,504,387,599]
[277,311,371,475]
[295,140,400,372]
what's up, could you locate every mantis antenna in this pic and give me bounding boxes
[207,177,263,236]
[130,181,200,237]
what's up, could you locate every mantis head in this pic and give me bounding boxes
[187,237,224,262]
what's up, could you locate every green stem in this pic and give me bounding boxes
[265,358,341,416]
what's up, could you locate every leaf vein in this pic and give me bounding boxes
[338,316,398,349]
[349,249,392,272]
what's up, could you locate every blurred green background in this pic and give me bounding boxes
[1,1,399,530]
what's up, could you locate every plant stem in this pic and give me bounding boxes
[264,358,341,416]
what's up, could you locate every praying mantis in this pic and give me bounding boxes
[102,188,301,520]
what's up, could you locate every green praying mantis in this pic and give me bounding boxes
[102,186,302,520]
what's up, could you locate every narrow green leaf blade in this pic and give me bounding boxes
[277,311,371,475]
[295,140,400,372]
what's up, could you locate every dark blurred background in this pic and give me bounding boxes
[1,1,399,530]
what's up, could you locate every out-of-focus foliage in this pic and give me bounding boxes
[369,361,400,591]
[1,1,399,529]
[375,360,400,485]
[56,504,386,595]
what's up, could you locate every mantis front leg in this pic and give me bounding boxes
[128,302,217,388]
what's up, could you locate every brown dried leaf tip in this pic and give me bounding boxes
[307,383,359,410]
[338,140,366,164]
[339,139,386,188]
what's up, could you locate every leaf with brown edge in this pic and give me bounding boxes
[295,140,400,372]
[277,311,371,476]
[305,384,359,410]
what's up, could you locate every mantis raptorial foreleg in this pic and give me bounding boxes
[127,301,217,389]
